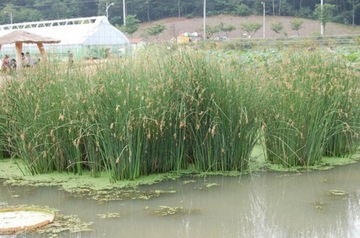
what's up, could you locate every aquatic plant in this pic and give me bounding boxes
[0,48,262,179]
[0,43,359,179]
[261,50,360,166]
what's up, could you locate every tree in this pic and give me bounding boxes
[120,15,140,37]
[17,8,42,23]
[295,7,313,18]
[1,0,360,26]
[147,24,166,40]
[235,4,251,16]
[314,3,336,35]
[270,22,284,37]
[218,22,236,37]
[2,4,16,23]
[240,22,262,38]
[290,18,304,36]
[205,25,220,38]
[348,0,360,27]
[51,2,71,19]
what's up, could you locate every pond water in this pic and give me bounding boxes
[1,162,360,238]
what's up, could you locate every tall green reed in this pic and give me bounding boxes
[261,49,360,167]
[0,47,264,179]
[1,45,358,179]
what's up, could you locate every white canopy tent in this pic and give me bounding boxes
[0,16,129,59]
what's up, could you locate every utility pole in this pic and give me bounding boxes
[123,0,126,25]
[352,0,355,27]
[261,2,265,38]
[320,0,324,36]
[106,2,114,19]
[203,0,206,40]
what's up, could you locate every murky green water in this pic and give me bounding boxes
[1,162,360,238]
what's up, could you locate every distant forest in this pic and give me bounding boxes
[1,0,359,26]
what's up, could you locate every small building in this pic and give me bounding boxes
[129,38,146,51]
[0,16,130,60]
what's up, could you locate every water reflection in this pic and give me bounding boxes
[1,162,360,238]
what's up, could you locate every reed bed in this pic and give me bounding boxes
[261,50,360,166]
[0,48,262,180]
[0,45,359,180]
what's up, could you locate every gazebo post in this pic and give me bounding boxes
[0,30,59,67]
[15,42,23,68]
[37,43,47,62]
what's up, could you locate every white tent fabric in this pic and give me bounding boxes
[0,16,129,46]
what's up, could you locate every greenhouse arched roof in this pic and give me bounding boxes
[0,16,129,46]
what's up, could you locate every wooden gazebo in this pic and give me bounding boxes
[0,30,60,67]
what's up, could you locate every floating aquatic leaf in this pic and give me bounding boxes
[96,212,121,219]
[328,189,348,196]
[312,201,327,212]
[2,205,94,237]
[153,206,186,216]
[206,183,220,188]
[152,206,201,216]
[182,180,196,185]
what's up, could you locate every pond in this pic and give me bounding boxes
[1,161,360,238]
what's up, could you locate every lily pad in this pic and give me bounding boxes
[312,201,327,212]
[0,206,55,235]
[206,183,220,188]
[152,205,201,216]
[153,206,186,216]
[0,205,91,237]
[96,212,121,219]
[328,189,348,196]
[182,180,196,185]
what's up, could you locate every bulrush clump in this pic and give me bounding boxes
[0,44,359,180]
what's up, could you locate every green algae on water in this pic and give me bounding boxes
[96,212,121,219]
[152,206,201,216]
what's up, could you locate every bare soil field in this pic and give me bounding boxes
[133,15,360,42]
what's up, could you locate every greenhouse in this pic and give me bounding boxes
[0,16,130,60]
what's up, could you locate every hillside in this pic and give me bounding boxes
[132,15,360,42]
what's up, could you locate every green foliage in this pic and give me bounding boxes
[219,22,236,36]
[0,0,359,26]
[206,22,236,38]
[314,3,336,34]
[240,22,262,37]
[119,15,140,36]
[147,24,166,39]
[295,7,313,19]
[235,4,251,16]
[205,25,220,38]
[290,19,304,36]
[278,2,294,16]
[270,22,284,37]
[260,50,360,166]
[0,49,260,178]
[0,43,360,179]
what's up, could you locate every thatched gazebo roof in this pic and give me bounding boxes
[0,30,60,45]
[0,30,60,67]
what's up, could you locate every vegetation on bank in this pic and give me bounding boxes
[1,0,359,26]
[0,41,359,181]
